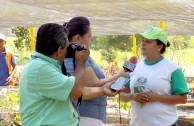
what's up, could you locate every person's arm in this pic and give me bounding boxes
[119,86,135,102]
[82,82,117,100]
[120,86,187,104]
[85,67,128,87]
[157,94,187,104]
[70,49,89,99]
[10,64,17,77]
[6,58,17,84]
[139,92,187,105]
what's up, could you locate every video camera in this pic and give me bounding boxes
[65,42,87,58]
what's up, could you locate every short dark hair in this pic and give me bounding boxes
[36,23,69,56]
[63,16,90,41]
[156,39,170,54]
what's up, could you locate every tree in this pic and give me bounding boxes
[12,27,31,51]
[167,35,193,72]
[91,35,133,63]
[12,27,31,65]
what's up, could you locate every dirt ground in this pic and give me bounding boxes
[106,97,130,126]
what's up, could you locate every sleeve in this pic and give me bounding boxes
[36,65,75,102]
[171,68,189,95]
[125,74,131,88]
[64,58,74,73]
[11,52,17,65]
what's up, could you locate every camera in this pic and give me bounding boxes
[65,42,86,58]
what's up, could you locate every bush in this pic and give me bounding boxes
[0,87,21,126]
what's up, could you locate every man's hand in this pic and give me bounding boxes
[74,47,89,63]
[103,82,117,97]
[6,76,13,84]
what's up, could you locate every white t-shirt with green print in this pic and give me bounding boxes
[126,56,189,126]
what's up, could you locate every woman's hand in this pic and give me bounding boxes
[132,93,149,103]
[103,82,118,97]
[140,92,159,102]
[116,69,129,78]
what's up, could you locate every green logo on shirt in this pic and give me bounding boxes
[134,77,149,108]
[137,77,147,84]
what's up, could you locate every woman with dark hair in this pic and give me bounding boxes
[63,16,127,125]
[120,27,189,126]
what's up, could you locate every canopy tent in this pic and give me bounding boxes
[0,0,193,37]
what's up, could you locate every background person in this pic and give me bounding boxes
[63,16,128,126]
[120,27,189,126]
[0,33,17,87]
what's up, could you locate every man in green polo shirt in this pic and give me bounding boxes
[19,23,117,126]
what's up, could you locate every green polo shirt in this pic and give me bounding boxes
[19,52,79,126]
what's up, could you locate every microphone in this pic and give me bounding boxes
[110,56,138,91]
[123,56,137,72]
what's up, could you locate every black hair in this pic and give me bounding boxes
[156,40,170,54]
[36,23,69,56]
[63,16,90,41]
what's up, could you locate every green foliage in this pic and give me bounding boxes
[11,27,31,65]
[168,35,191,50]
[91,35,133,63]
[90,49,109,66]
[12,27,31,51]
[115,94,131,111]
[0,87,21,126]
[184,49,194,65]
[165,35,194,70]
